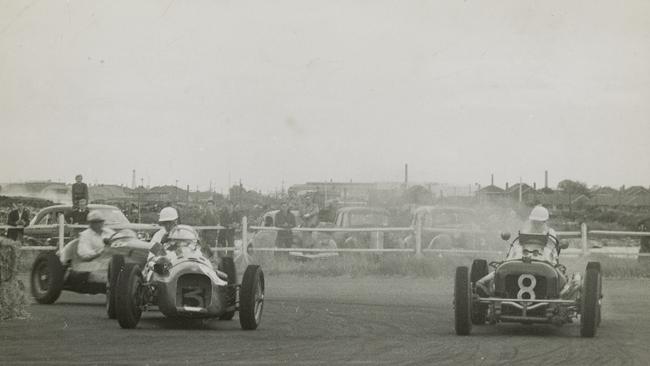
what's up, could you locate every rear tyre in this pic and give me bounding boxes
[586,261,602,327]
[239,265,264,330]
[580,266,601,337]
[106,255,125,319]
[454,266,472,335]
[219,257,237,321]
[115,263,144,329]
[470,259,489,325]
[30,252,65,304]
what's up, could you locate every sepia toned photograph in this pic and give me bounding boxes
[1,1,649,365]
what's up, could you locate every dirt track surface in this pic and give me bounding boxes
[1,276,649,366]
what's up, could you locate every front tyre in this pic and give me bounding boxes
[239,265,264,330]
[115,263,144,329]
[30,252,64,304]
[470,259,489,325]
[106,255,125,319]
[219,257,237,321]
[580,264,602,337]
[454,266,472,335]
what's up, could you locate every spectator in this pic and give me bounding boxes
[66,199,89,224]
[218,201,239,252]
[6,202,30,242]
[200,199,220,247]
[275,202,296,248]
[72,174,89,208]
[300,196,320,228]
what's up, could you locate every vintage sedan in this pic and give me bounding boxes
[331,207,400,249]
[24,204,153,245]
[403,206,484,250]
[454,232,602,337]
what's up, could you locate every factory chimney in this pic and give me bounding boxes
[544,170,549,189]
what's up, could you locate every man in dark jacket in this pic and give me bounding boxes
[275,202,296,248]
[66,199,89,224]
[201,199,220,248]
[6,202,30,241]
[71,174,89,208]
[218,201,239,252]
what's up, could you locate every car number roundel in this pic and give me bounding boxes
[516,274,537,300]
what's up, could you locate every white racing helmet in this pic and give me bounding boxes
[168,225,199,242]
[529,205,550,222]
[158,207,179,222]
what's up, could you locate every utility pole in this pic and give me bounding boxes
[519,177,523,203]
[131,170,136,189]
[404,163,409,189]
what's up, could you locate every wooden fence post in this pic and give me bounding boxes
[58,213,65,252]
[581,222,588,256]
[241,216,248,254]
[415,215,423,257]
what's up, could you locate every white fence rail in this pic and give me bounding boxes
[3,216,649,258]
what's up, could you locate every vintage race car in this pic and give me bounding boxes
[454,232,602,337]
[30,229,151,315]
[113,225,264,330]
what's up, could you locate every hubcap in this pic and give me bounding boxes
[254,275,264,321]
[34,262,49,293]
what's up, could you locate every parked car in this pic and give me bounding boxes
[248,210,337,260]
[24,204,154,246]
[454,231,602,337]
[331,207,400,249]
[403,206,484,250]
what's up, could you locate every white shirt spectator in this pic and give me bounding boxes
[77,227,115,260]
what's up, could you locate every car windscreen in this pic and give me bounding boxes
[349,213,388,227]
[94,208,129,225]
[425,210,474,227]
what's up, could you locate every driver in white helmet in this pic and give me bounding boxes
[150,207,179,254]
[508,205,560,263]
[475,205,558,297]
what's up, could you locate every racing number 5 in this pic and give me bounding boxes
[182,287,205,308]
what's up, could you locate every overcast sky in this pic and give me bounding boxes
[1,0,648,192]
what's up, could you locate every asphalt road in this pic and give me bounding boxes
[1,276,649,366]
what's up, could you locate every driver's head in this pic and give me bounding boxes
[158,207,179,231]
[87,211,105,232]
[168,225,199,243]
[529,205,549,223]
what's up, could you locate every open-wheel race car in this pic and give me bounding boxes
[112,225,264,330]
[454,231,603,337]
[30,229,150,308]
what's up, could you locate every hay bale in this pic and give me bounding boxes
[0,238,29,320]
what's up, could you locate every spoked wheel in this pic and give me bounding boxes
[219,257,237,321]
[115,263,145,329]
[239,265,264,330]
[30,252,64,304]
[470,259,489,325]
[580,262,602,337]
[106,255,125,319]
[454,266,472,335]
